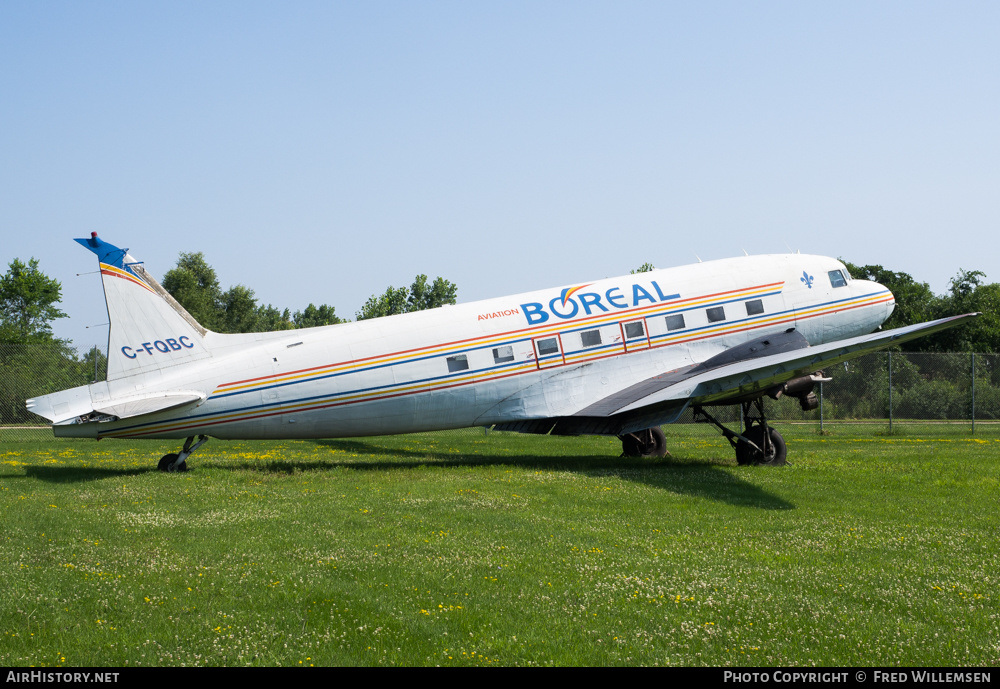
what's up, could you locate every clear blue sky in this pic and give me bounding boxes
[2,1,997,349]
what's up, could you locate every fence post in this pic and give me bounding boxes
[819,381,824,433]
[971,352,976,435]
[888,351,893,434]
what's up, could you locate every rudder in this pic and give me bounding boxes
[76,233,212,381]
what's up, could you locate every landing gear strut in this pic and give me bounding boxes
[619,427,669,458]
[158,435,209,473]
[694,398,787,466]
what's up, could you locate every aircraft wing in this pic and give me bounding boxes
[495,312,979,437]
[604,312,980,416]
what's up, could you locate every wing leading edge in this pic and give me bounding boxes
[612,312,980,415]
[493,313,979,438]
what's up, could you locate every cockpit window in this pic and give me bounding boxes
[828,270,847,288]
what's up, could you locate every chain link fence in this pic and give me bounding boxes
[678,351,1000,433]
[1,342,107,442]
[2,344,997,442]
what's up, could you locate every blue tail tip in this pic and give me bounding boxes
[75,232,129,269]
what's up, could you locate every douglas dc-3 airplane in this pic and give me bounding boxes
[28,233,976,471]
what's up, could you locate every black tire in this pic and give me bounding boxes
[157,454,188,472]
[735,426,787,466]
[620,427,668,458]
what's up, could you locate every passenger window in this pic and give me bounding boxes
[624,321,644,339]
[828,270,847,288]
[492,346,514,363]
[706,307,726,323]
[537,338,559,355]
[665,314,685,331]
[447,355,469,372]
[745,299,764,316]
[581,330,602,347]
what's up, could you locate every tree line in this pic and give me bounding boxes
[842,261,1000,354]
[160,251,458,332]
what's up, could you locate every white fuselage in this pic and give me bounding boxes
[54,254,893,440]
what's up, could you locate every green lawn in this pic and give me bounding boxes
[1,423,997,666]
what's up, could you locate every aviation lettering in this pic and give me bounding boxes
[476,308,520,321]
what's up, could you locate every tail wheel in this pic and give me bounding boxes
[158,453,188,472]
[620,427,668,458]
[736,426,787,466]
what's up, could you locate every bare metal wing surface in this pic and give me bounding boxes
[26,233,977,470]
[493,314,978,439]
[615,313,979,412]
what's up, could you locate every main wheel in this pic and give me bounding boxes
[735,426,787,466]
[620,427,668,458]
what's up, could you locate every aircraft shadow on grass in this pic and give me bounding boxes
[231,437,794,511]
[11,438,792,509]
[21,465,149,483]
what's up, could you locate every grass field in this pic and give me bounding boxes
[1,423,997,667]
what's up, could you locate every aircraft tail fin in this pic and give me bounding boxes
[76,233,213,381]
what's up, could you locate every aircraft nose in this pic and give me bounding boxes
[868,279,895,324]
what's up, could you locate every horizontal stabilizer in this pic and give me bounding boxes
[92,391,206,420]
[27,387,205,424]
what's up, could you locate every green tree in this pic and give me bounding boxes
[293,304,343,328]
[356,275,458,321]
[356,286,409,321]
[162,253,334,333]
[407,274,457,312]
[161,252,224,331]
[630,262,655,274]
[842,261,999,353]
[219,285,262,334]
[81,345,108,383]
[0,258,67,342]
[929,270,1000,353]
[256,305,295,332]
[0,258,101,423]
[840,261,937,332]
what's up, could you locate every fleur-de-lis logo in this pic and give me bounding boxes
[800,271,814,289]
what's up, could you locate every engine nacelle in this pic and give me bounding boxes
[768,372,830,410]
